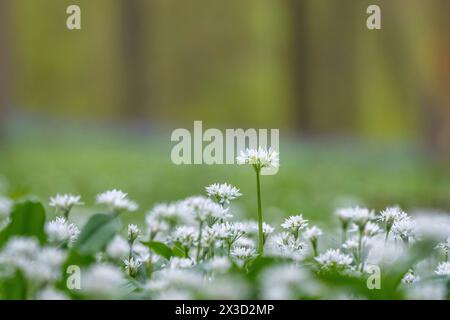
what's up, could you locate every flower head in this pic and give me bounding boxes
[379,207,408,228]
[106,235,129,260]
[127,224,140,242]
[124,257,142,277]
[304,226,323,242]
[315,249,353,272]
[435,262,450,276]
[236,147,279,170]
[96,189,138,213]
[205,183,242,205]
[281,215,309,234]
[391,217,416,242]
[49,194,83,215]
[45,217,80,245]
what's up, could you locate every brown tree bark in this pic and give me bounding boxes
[0,0,11,141]
[287,0,312,136]
[119,0,150,125]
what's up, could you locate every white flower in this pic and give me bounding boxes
[230,247,256,260]
[281,215,308,233]
[81,264,126,298]
[181,196,232,222]
[133,242,151,263]
[205,183,242,205]
[96,189,138,213]
[364,222,381,238]
[304,226,323,242]
[106,235,129,260]
[436,237,450,256]
[260,264,320,299]
[49,194,83,213]
[315,249,353,272]
[391,217,416,241]
[204,257,231,273]
[37,288,68,300]
[145,215,169,239]
[379,206,408,228]
[435,262,450,276]
[124,257,142,276]
[0,237,66,285]
[335,208,355,226]
[127,224,140,242]
[236,147,279,169]
[45,217,80,245]
[209,222,246,244]
[171,226,197,248]
[165,257,195,269]
[402,269,419,284]
[342,238,359,251]
[351,207,374,229]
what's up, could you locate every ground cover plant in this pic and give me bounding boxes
[0,147,449,300]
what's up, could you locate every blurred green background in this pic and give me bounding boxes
[0,0,449,224]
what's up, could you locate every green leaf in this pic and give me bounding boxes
[0,271,28,300]
[74,213,121,255]
[0,200,46,248]
[172,242,186,258]
[142,241,173,260]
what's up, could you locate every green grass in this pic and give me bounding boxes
[1,129,449,228]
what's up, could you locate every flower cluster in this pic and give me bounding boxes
[1,180,450,300]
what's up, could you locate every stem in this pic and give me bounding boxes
[255,168,264,255]
[196,221,203,263]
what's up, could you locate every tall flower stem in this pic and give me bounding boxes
[196,221,203,263]
[255,167,264,255]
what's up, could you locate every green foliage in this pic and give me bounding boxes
[74,213,121,255]
[0,271,28,300]
[0,200,46,248]
[142,241,174,260]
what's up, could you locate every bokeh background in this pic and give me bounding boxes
[0,0,449,225]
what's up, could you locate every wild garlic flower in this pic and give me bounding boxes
[379,207,408,228]
[436,237,450,257]
[81,264,126,298]
[236,147,279,170]
[37,288,69,300]
[132,242,151,263]
[45,217,80,245]
[281,215,309,236]
[230,246,256,260]
[209,222,246,244]
[0,237,66,285]
[266,232,306,261]
[351,207,374,230]
[171,226,197,248]
[205,183,242,205]
[304,226,323,242]
[315,249,353,272]
[335,208,355,229]
[342,238,359,252]
[165,257,195,269]
[181,196,232,223]
[364,222,382,238]
[124,257,142,277]
[402,269,419,284]
[105,235,129,260]
[49,194,83,216]
[435,262,450,276]
[391,217,416,242]
[96,189,138,213]
[127,224,140,243]
[204,256,231,274]
[145,215,169,240]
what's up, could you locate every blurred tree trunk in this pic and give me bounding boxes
[0,0,11,142]
[288,0,312,136]
[422,2,450,161]
[119,0,150,125]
